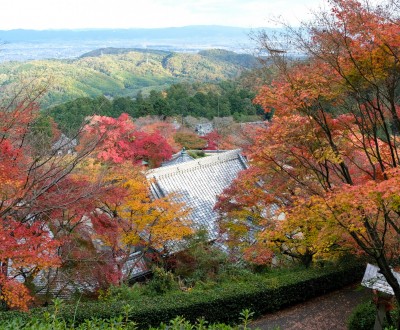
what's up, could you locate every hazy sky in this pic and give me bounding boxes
[1,0,326,30]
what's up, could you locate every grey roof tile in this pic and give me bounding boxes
[161,148,194,167]
[147,150,248,246]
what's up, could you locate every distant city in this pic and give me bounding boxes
[0,26,269,62]
[0,41,248,62]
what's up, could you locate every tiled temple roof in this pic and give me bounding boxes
[161,148,194,167]
[146,150,248,242]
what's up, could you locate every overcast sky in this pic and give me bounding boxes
[0,0,327,30]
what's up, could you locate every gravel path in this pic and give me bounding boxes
[250,284,371,330]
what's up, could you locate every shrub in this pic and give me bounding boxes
[0,263,364,329]
[100,283,144,302]
[170,230,229,285]
[143,267,178,296]
[347,301,376,330]
[347,300,399,330]
[0,310,256,330]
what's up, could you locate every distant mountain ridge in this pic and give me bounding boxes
[79,48,172,58]
[0,26,273,43]
[0,48,260,108]
[79,48,261,68]
[198,49,260,68]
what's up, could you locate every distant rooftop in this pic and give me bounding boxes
[161,148,194,167]
[147,149,248,248]
[52,133,77,155]
[195,122,213,136]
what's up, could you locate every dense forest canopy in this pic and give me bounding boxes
[46,80,265,135]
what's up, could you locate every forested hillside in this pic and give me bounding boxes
[0,49,258,108]
[46,81,264,135]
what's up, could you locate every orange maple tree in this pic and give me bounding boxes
[217,0,400,314]
[70,117,192,287]
[87,163,192,285]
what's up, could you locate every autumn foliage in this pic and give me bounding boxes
[216,0,400,312]
[0,97,63,310]
[0,92,189,310]
[173,130,207,150]
[82,114,173,167]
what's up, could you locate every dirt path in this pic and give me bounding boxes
[250,284,371,330]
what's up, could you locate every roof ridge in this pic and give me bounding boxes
[146,149,243,178]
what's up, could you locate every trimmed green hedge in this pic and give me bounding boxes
[0,264,364,328]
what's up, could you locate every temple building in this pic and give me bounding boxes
[147,149,248,250]
[29,150,249,298]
